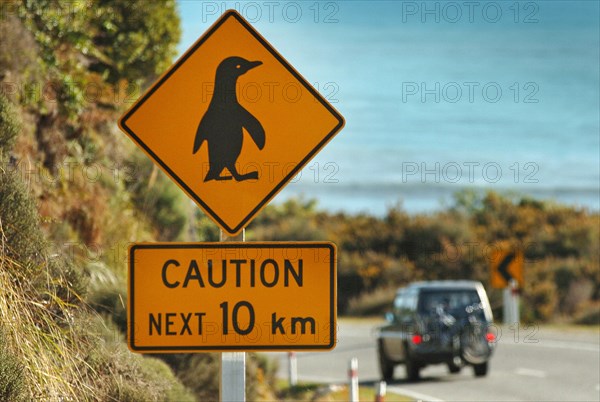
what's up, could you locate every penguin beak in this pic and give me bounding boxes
[247,60,262,70]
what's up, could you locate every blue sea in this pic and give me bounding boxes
[178,0,600,215]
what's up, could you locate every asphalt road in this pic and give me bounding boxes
[265,319,600,401]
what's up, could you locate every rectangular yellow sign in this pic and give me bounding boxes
[128,242,336,352]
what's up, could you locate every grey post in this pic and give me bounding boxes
[219,229,246,402]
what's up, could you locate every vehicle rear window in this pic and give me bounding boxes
[418,289,481,314]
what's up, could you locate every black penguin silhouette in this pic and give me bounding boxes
[193,56,265,182]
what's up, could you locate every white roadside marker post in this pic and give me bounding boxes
[349,357,359,402]
[375,380,387,402]
[503,279,520,325]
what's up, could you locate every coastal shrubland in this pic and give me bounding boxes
[248,194,599,323]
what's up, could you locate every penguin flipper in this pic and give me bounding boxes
[239,107,265,149]
[193,117,209,154]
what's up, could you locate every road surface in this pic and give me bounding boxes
[265,319,600,401]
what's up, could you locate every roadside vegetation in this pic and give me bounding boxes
[248,194,599,324]
[0,1,277,400]
[1,1,597,401]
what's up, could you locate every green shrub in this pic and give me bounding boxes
[0,169,45,268]
[346,287,397,317]
[0,15,39,88]
[0,332,25,401]
[271,190,598,324]
[0,168,87,310]
[195,213,220,241]
[0,94,21,154]
[125,153,189,241]
[87,273,127,334]
[81,318,195,402]
[158,352,278,401]
[574,304,600,325]
[87,0,181,85]
[250,198,327,241]
[159,353,220,401]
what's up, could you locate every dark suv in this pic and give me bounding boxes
[377,281,496,381]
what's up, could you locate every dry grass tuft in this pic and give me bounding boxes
[0,254,95,400]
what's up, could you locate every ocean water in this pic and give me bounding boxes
[178,1,600,215]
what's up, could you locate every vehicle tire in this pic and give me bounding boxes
[405,349,420,382]
[448,362,461,374]
[473,361,488,377]
[461,323,490,365]
[377,340,394,382]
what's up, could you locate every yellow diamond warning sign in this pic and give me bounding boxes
[490,250,524,288]
[128,243,337,352]
[118,10,345,235]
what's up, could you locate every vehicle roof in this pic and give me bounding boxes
[397,280,484,293]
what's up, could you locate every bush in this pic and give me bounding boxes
[0,169,46,269]
[79,317,195,401]
[346,287,397,316]
[0,160,192,400]
[87,0,181,85]
[0,167,88,308]
[158,352,278,401]
[195,213,220,241]
[0,94,21,154]
[250,198,327,241]
[273,190,599,324]
[0,332,25,401]
[87,272,127,334]
[161,354,220,401]
[125,153,189,241]
[0,264,195,402]
[574,303,600,325]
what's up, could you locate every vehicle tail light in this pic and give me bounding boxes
[412,334,423,345]
[486,332,496,343]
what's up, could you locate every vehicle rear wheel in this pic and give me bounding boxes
[448,362,461,374]
[405,350,420,382]
[473,361,488,377]
[461,323,491,365]
[377,340,394,382]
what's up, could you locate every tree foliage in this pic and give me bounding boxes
[16,0,180,117]
[89,0,181,85]
[253,193,599,323]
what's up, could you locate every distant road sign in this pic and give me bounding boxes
[128,243,336,352]
[490,250,524,288]
[118,10,344,235]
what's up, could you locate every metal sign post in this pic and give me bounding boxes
[288,352,298,386]
[219,228,246,402]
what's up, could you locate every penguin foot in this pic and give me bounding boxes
[233,171,259,181]
[203,171,232,182]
